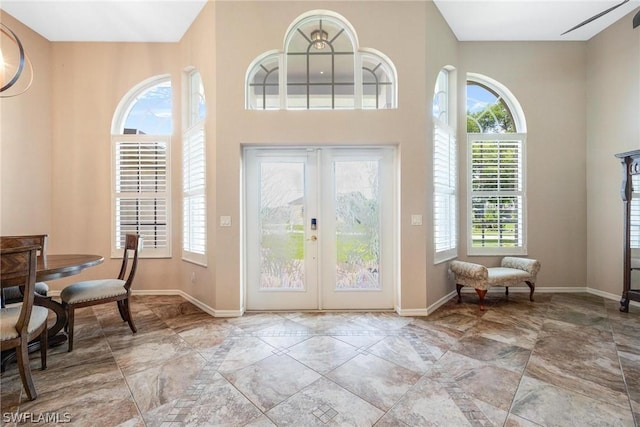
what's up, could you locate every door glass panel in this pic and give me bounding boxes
[259,162,305,289]
[334,160,381,290]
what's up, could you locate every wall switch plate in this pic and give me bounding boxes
[411,214,423,226]
[220,216,232,227]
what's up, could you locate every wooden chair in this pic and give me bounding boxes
[0,235,49,306]
[0,245,48,401]
[61,234,141,352]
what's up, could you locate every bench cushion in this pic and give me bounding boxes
[449,258,540,291]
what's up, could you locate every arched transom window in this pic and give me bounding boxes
[246,11,397,110]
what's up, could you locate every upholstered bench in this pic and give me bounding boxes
[449,257,541,310]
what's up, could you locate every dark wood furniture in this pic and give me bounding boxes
[0,252,103,372]
[61,234,140,351]
[0,245,48,400]
[616,149,640,312]
[0,235,49,306]
[36,254,104,341]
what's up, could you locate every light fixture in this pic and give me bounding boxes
[1,23,33,98]
[310,29,328,50]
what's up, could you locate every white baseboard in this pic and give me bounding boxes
[48,288,245,317]
[395,306,429,317]
[427,291,458,315]
[459,286,587,294]
[458,285,640,308]
[586,287,640,308]
[49,286,638,317]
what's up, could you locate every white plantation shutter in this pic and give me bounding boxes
[182,125,206,264]
[468,134,526,255]
[433,123,457,262]
[114,137,171,257]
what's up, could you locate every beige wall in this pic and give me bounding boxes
[213,1,458,312]
[0,12,52,237]
[46,40,184,290]
[458,42,589,288]
[2,2,637,314]
[586,8,640,297]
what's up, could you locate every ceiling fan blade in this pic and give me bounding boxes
[562,0,630,35]
[634,10,640,28]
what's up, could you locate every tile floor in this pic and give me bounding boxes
[1,292,639,426]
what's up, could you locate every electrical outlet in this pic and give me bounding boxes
[411,214,423,226]
[220,216,232,227]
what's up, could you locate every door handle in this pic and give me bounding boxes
[307,235,318,241]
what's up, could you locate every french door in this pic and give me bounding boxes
[244,147,396,310]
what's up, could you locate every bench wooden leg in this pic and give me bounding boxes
[526,281,535,302]
[456,284,463,303]
[475,288,487,311]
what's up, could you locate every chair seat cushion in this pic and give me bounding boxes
[61,279,127,305]
[2,282,49,304]
[0,305,49,341]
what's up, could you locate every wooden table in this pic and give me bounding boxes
[36,254,104,282]
[1,254,103,371]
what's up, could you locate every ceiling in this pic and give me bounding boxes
[434,0,640,41]
[1,0,639,42]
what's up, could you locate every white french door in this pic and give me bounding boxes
[244,147,396,310]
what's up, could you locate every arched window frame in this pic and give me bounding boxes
[466,73,527,256]
[245,10,397,110]
[182,68,207,265]
[245,51,281,110]
[111,75,172,258]
[433,66,457,264]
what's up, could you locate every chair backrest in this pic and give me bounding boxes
[118,234,141,291]
[1,235,47,260]
[1,245,39,337]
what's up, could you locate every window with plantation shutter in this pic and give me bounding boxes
[433,68,457,263]
[113,138,170,257]
[182,70,206,265]
[467,74,527,256]
[112,76,172,258]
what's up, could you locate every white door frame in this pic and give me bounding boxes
[243,145,398,311]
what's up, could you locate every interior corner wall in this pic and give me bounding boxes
[178,1,217,309]
[424,1,460,308]
[0,12,53,236]
[458,41,588,289]
[586,9,640,297]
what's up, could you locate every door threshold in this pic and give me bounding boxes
[244,308,396,314]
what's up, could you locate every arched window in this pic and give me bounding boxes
[246,10,397,110]
[183,69,207,265]
[466,73,527,255]
[433,67,457,263]
[111,75,172,258]
[246,52,280,110]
